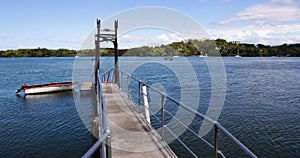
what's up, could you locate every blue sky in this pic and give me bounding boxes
[0,0,299,50]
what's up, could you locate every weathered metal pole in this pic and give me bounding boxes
[138,82,142,112]
[214,125,220,158]
[161,95,166,140]
[92,19,101,158]
[127,75,130,100]
[113,20,119,87]
[95,19,101,85]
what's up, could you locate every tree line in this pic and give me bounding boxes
[0,48,77,57]
[1,39,300,57]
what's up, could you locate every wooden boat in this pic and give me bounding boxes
[16,82,77,95]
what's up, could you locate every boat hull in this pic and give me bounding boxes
[21,82,76,95]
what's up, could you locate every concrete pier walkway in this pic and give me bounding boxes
[102,83,177,158]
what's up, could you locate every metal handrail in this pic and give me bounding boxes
[102,69,257,158]
[102,68,114,83]
[98,71,111,138]
[82,69,111,158]
[82,133,109,158]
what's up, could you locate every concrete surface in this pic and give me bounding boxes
[102,82,177,158]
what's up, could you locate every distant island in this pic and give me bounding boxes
[1,38,299,57]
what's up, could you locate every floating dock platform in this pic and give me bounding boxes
[81,82,93,91]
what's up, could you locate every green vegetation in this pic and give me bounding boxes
[214,39,300,57]
[1,39,300,57]
[0,47,77,57]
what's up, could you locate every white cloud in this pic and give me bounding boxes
[120,34,143,42]
[219,0,300,25]
[155,33,184,43]
[269,0,297,4]
[208,23,300,45]
[212,0,300,45]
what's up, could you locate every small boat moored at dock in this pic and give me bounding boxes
[16,82,77,95]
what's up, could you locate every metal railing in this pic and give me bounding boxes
[82,69,111,158]
[102,68,257,158]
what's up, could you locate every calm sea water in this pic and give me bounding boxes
[0,57,299,157]
[0,57,91,158]
[117,57,300,157]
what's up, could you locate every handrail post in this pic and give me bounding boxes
[106,134,112,158]
[119,71,122,90]
[112,69,115,83]
[214,125,220,158]
[127,75,130,100]
[142,85,150,124]
[161,95,166,140]
[120,71,124,91]
[138,82,142,113]
[106,70,110,82]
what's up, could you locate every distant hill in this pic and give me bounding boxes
[1,39,299,57]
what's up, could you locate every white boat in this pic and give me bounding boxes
[235,52,241,57]
[199,51,208,57]
[16,82,77,95]
[235,47,241,58]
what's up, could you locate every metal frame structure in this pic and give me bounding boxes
[94,19,119,86]
[82,19,116,158]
